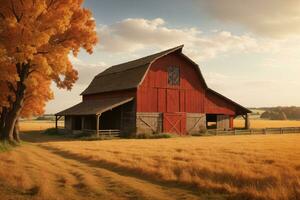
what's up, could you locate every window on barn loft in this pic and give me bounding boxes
[168,66,180,85]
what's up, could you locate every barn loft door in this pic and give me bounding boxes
[163,113,186,135]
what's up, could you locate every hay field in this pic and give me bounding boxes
[19,120,64,131]
[234,119,300,128]
[0,120,299,200]
[41,135,300,200]
[19,119,300,132]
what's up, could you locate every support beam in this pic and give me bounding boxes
[96,114,100,137]
[245,114,250,129]
[55,115,58,132]
[55,116,62,133]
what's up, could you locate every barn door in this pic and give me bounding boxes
[163,113,186,135]
[186,113,206,134]
[166,89,180,112]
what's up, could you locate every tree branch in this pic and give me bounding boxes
[6,81,17,94]
[32,0,36,7]
[28,69,37,76]
[0,12,5,20]
[47,0,56,11]
[16,63,21,75]
[34,51,49,55]
[19,0,24,6]
[10,0,23,22]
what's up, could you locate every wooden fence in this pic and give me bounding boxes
[71,129,120,138]
[193,127,300,136]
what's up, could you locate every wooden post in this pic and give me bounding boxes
[245,114,250,129]
[120,106,123,131]
[96,114,100,137]
[55,115,58,133]
[263,129,267,134]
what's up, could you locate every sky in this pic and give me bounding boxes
[46,0,300,114]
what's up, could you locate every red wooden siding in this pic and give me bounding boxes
[204,91,237,115]
[137,52,205,113]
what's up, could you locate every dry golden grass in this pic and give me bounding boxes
[19,119,300,131]
[19,120,63,131]
[41,135,300,200]
[234,119,300,129]
[0,120,299,200]
[0,139,205,200]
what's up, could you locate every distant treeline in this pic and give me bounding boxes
[257,107,300,120]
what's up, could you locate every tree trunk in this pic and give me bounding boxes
[3,114,19,143]
[13,119,20,143]
[0,109,6,139]
[1,63,29,143]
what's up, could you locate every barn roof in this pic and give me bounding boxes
[81,45,184,95]
[56,97,133,116]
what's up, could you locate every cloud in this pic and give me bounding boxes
[204,72,230,90]
[97,18,271,62]
[198,0,300,38]
[69,55,108,85]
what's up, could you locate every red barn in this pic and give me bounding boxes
[56,45,251,136]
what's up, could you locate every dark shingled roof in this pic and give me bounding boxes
[81,45,184,95]
[56,97,134,116]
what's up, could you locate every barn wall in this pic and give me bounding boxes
[217,115,230,130]
[137,52,206,113]
[120,101,136,137]
[186,113,206,134]
[65,116,72,130]
[136,112,162,135]
[82,89,136,101]
[204,91,237,115]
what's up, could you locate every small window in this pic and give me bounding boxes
[168,66,180,85]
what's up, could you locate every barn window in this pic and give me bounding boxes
[168,66,180,85]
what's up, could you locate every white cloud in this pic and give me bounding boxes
[204,72,230,90]
[198,0,300,38]
[69,55,108,85]
[97,18,272,62]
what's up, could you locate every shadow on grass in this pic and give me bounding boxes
[20,131,73,143]
[39,145,229,200]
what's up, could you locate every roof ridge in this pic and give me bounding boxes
[95,45,184,78]
[96,63,149,78]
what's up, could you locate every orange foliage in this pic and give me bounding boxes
[0,0,98,117]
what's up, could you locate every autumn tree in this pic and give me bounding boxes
[0,0,98,143]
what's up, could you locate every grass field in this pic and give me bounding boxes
[19,120,64,131]
[19,119,300,131]
[234,119,300,128]
[0,120,299,200]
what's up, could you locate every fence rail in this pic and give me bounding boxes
[195,127,300,136]
[82,129,120,138]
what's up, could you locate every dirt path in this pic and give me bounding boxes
[0,134,211,200]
